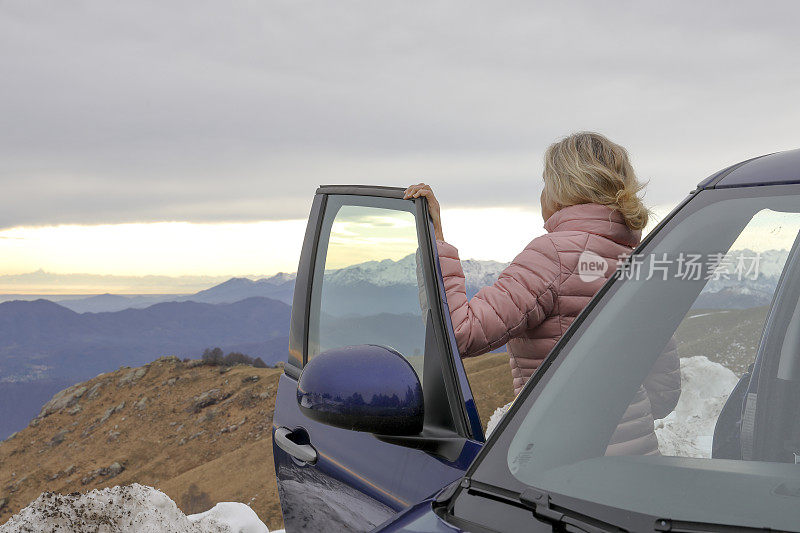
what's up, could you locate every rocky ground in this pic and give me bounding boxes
[0,357,284,530]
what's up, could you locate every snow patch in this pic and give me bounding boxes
[485,356,740,460]
[0,484,282,533]
[655,355,739,458]
[188,502,271,533]
[486,401,513,437]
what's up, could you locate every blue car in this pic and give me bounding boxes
[273,150,800,532]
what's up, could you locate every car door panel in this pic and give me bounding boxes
[273,187,483,532]
[273,374,481,532]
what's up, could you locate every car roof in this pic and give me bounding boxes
[698,148,800,189]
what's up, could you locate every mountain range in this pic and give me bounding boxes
[0,249,788,439]
[695,249,788,309]
[0,297,292,381]
[27,256,510,314]
[37,248,788,314]
[0,254,510,439]
[1,248,788,383]
[1,252,511,382]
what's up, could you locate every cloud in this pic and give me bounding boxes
[1,1,799,228]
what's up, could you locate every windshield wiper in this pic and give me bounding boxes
[519,487,620,533]
[456,479,782,533]
[654,517,778,532]
[462,479,625,533]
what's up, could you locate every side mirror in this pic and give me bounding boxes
[297,344,424,436]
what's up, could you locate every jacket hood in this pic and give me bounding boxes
[544,203,641,248]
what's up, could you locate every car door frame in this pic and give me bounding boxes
[286,184,482,439]
[742,228,800,462]
[273,185,484,531]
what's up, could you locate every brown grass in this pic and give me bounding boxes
[463,352,515,429]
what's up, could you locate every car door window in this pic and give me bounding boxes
[673,209,800,374]
[307,195,428,380]
[662,208,800,457]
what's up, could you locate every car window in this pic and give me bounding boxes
[307,195,427,379]
[673,209,800,371]
[463,187,800,532]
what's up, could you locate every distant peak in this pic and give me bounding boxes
[0,298,74,312]
[260,272,297,284]
[218,277,254,285]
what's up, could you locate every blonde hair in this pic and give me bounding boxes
[543,131,649,230]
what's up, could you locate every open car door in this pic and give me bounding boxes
[740,229,800,464]
[713,226,800,463]
[272,185,484,532]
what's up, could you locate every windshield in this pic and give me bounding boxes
[466,186,800,531]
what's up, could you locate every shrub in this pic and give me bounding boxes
[197,348,271,368]
[201,347,224,365]
[222,352,253,366]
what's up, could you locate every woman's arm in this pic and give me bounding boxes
[404,183,560,357]
[404,183,444,240]
[438,237,561,357]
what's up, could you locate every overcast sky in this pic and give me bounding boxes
[1,1,799,284]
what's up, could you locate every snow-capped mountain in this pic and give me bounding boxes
[324,254,419,287]
[324,253,508,292]
[313,247,790,311]
[460,258,511,294]
[697,249,788,309]
[315,253,508,317]
[261,272,297,285]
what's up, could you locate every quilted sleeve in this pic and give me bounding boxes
[436,237,561,358]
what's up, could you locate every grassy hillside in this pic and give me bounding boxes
[463,352,515,429]
[0,357,284,530]
[674,307,768,376]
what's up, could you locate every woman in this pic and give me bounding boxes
[405,131,680,455]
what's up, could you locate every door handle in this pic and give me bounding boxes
[274,427,318,464]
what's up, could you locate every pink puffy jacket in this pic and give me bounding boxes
[437,203,640,393]
[437,203,681,455]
